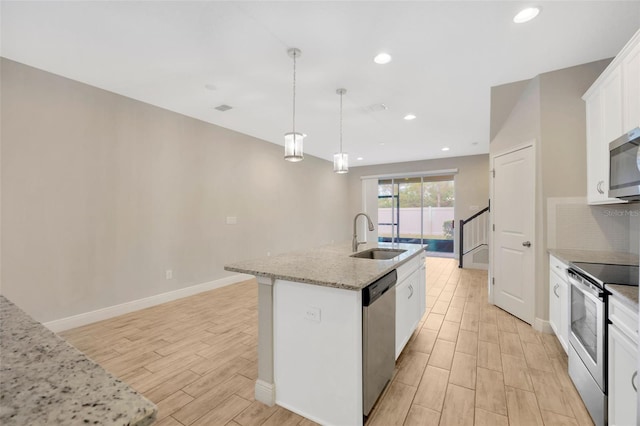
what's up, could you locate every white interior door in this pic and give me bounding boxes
[492,145,535,324]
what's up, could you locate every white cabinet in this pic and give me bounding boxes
[585,69,624,204]
[584,29,639,205]
[608,295,639,426]
[622,40,640,132]
[548,254,569,353]
[395,254,426,359]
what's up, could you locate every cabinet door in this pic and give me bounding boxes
[395,267,423,359]
[549,270,561,337]
[602,67,623,143]
[549,269,569,353]
[586,92,606,204]
[623,40,640,132]
[395,278,411,359]
[585,69,626,205]
[557,276,569,354]
[407,270,421,333]
[608,324,638,426]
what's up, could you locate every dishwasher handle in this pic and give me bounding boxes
[362,270,397,307]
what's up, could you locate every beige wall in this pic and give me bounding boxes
[489,79,530,142]
[490,59,612,325]
[346,154,490,256]
[1,58,351,323]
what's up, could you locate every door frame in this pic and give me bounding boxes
[488,140,536,324]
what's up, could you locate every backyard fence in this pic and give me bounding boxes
[378,207,454,238]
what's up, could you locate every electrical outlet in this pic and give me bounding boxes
[305,307,321,322]
[165,269,173,280]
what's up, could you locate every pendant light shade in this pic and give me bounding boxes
[333,152,348,173]
[334,88,349,174]
[285,48,304,162]
[284,132,304,162]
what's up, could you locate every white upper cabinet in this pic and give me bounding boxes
[622,39,640,132]
[601,67,623,144]
[584,29,640,205]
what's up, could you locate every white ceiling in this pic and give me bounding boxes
[2,1,639,166]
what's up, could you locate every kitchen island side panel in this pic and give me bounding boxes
[274,279,363,426]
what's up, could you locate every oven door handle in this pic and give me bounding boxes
[569,276,604,301]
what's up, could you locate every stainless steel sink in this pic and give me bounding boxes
[350,248,407,260]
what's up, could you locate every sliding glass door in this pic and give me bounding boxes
[377,176,454,254]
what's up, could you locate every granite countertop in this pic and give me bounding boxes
[606,284,639,307]
[548,248,639,266]
[224,241,425,291]
[0,296,157,426]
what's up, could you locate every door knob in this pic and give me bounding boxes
[522,241,531,247]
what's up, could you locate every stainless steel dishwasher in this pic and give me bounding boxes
[362,269,397,416]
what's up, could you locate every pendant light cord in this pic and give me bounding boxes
[292,51,296,135]
[339,91,343,153]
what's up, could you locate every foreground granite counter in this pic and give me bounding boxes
[224,241,425,291]
[0,295,157,426]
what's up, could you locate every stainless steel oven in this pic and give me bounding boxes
[568,266,607,426]
[567,262,640,426]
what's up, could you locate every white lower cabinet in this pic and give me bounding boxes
[395,254,426,359]
[548,255,569,353]
[608,296,639,426]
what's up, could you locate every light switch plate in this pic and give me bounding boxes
[226,216,237,225]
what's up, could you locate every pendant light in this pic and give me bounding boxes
[284,48,305,162]
[333,88,349,174]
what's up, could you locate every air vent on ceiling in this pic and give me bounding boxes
[214,104,232,112]
[365,103,388,113]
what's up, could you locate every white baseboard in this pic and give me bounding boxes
[44,273,254,332]
[534,317,553,334]
[255,379,276,406]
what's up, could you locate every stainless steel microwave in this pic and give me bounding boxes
[609,127,640,201]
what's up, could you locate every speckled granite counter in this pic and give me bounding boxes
[606,284,639,308]
[548,248,639,266]
[0,296,157,426]
[225,242,425,290]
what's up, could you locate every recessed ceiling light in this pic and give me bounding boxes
[472,142,479,146]
[357,157,364,161]
[404,114,416,121]
[214,104,232,111]
[379,143,385,146]
[513,7,541,23]
[373,53,392,65]
[204,83,217,91]
[442,147,450,152]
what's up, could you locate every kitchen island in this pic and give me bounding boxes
[225,242,426,426]
[0,296,157,426]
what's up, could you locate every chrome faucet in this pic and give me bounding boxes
[353,212,375,252]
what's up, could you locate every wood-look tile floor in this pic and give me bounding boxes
[61,257,593,426]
